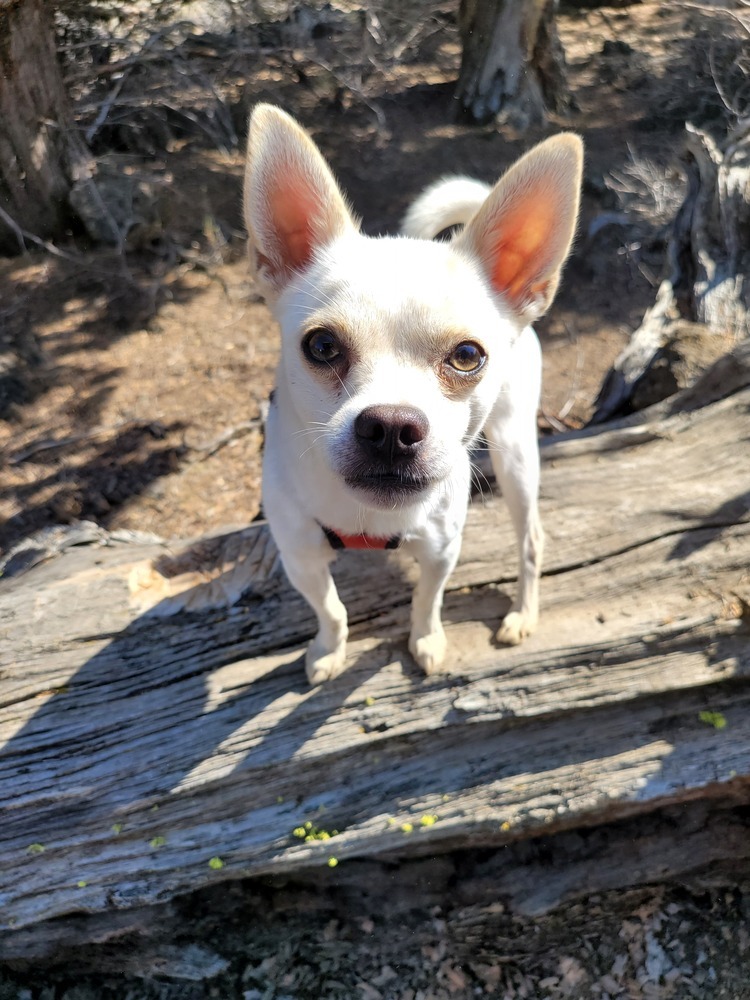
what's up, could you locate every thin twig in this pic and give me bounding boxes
[0,192,136,280]
[0,204,29,255]
[85,70,129,145]
[540,408,571,433]
[0,204,80,262]
[85,28,166,146]
[6,420,165,466]
[187,419,261,463]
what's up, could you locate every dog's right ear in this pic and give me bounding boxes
[243,104,357,301]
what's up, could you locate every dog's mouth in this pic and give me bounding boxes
[343,470,435,505]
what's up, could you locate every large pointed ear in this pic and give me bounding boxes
[454,134,583,325]
[243,104,358,301]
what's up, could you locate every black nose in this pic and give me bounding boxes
[354,404,429,462]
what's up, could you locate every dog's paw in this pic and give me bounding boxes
[496,611,536,646]
[305,639,347,686]
[409,628,447,676]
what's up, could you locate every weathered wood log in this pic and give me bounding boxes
[592,122,750,422]
[1,383,749,958]
[455,0,570,127]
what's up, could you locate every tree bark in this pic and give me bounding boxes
[592,122,750,423]
[0,0,95,252]
[455,0,570,127]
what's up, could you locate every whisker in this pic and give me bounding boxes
[326,362,353,401]
[292,422,331,440]
[293,286,331,309]
[356,503,366,535]
[483,440,511,459]
[469,460,493,503]
[298,433,328,459]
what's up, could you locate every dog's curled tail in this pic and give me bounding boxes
[400,176,491,241]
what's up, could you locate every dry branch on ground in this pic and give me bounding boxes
[593,117,750,421]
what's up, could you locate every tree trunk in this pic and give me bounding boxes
[592,122,750,423]
[0,0,95,252]
[455,0,570,128]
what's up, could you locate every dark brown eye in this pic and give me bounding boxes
[446,341,486,374]
[303,329,343,364]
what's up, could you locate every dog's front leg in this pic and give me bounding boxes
[407,532,462,675]
[482,327,545,647]
[484,416,544,646]
[280,546,348,685]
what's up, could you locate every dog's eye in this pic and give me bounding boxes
[303,329,343,364]
[446,341,486,374]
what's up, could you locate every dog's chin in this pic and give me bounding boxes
[343,472,436,509]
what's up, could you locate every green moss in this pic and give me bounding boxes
[291,820,340,843]
[699,710,727,730]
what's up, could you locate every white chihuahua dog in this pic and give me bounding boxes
[243,105,582,685]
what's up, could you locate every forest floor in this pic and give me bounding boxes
[2,1,750,997]
[3,0,718,549]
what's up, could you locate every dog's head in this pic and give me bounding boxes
[244,105,582,511]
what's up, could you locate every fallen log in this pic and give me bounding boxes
[1,378,749,959]
[592,120,750,423]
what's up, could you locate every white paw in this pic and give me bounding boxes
[496,610,536,646]
[409,628,447,676]
[305,637,347,685]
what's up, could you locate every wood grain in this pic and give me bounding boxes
[1,386,749,954]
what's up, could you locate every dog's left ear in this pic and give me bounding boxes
[244,104,358,302]
[455,134,583,325]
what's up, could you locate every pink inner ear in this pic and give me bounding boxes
[268,181,319,276]
[487,189,560,306]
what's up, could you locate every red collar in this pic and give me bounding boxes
[322,525,401,551]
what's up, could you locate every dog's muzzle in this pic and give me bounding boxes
[342,404,434,503]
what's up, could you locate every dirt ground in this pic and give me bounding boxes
[2,1,749,997]
[3,0,721,552]
[3,875,750,999]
